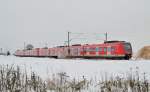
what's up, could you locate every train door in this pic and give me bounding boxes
[83,47,87,56]
[78,48,80,56]
[107,46,111,56]
[72,47,78,56]
[104,47,107,55]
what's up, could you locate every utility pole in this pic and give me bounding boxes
[105,32,108,42]
[67,32,70,56]
[68,32,70,47]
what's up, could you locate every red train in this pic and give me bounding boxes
[15,41,132,60]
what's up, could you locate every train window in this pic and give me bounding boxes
[104,47,107,52]
[107,47,111,52]
[88,48,90,51]
[111,47,115,52]
[83,48,87,52]
[89,48,95,52]
[96,47,99,52]
[99,47,103,52]
[124,43,132,50]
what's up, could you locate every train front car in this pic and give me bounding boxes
[123,42,132,60]
[104,41,132,60]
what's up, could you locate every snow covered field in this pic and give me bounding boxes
[0,55,150,80]
[0,56,150,92]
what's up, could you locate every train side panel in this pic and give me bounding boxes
[39,48,49,57]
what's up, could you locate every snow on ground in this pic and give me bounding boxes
[0,55,150,80]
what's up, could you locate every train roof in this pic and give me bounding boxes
[104,40,126,44]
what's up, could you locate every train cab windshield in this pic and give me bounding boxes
[124,42,132,53]
[123,42,132,59]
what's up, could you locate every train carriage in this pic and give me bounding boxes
[39,48,49,57]
[64,41,132,59]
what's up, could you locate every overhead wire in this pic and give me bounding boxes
[66,32,107,45]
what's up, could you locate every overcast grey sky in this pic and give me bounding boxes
[0,0,149,52]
